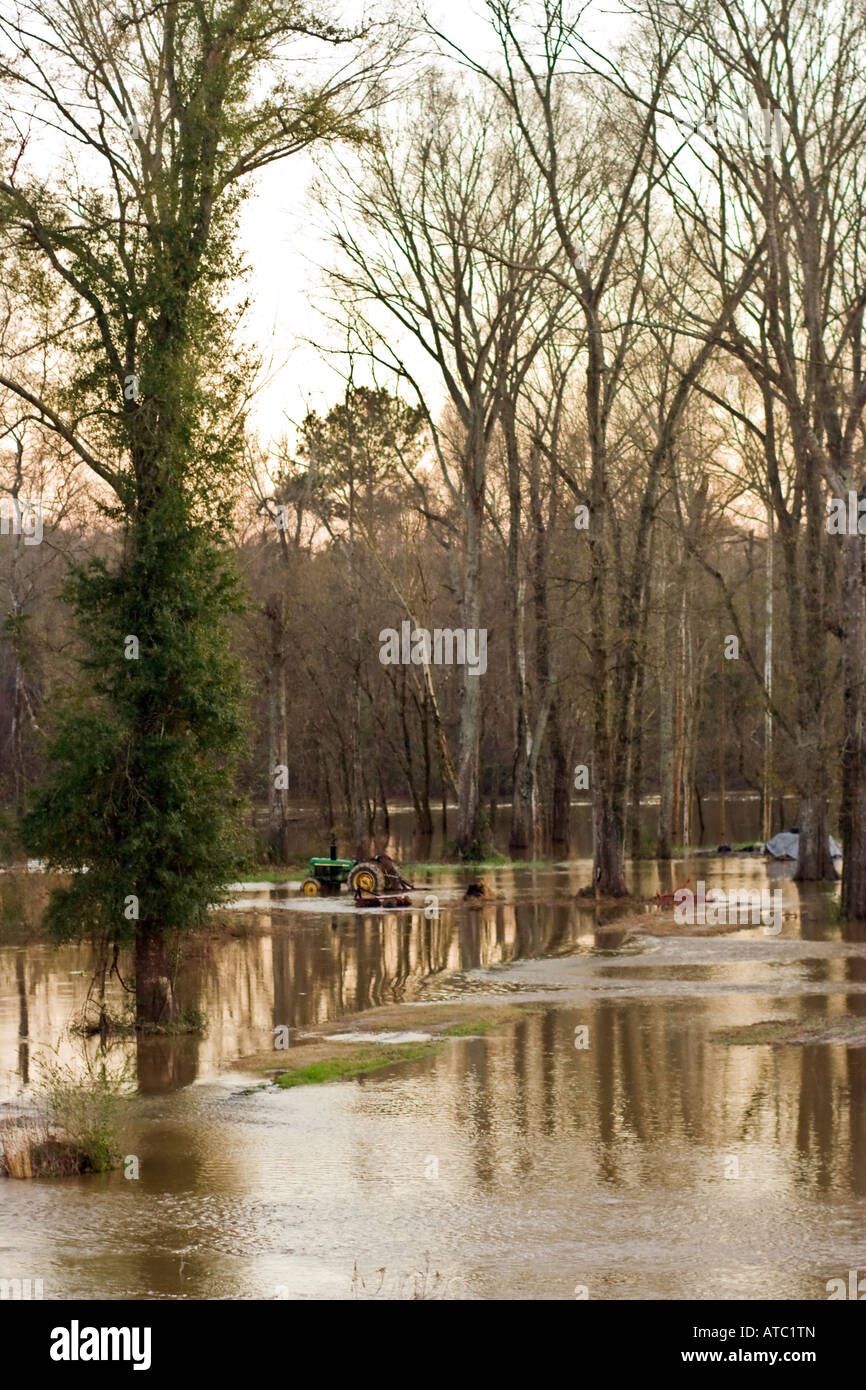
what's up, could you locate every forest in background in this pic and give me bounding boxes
[2,376,797,867]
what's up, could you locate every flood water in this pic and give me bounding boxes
[2,812,865,1300]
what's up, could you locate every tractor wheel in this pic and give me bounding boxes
[347,861,385,896]
[301,878,320,896]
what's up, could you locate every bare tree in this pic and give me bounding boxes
[640,0,866,903]
[435,0,761,890]
[320,71,561,854]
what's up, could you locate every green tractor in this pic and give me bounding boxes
[300,846,413,898]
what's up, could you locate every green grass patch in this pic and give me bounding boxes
[274,1041,441,1088]
[440,1020,493,1037]
[246,867,305,883]
[713,1016,866,1047]
[713,1019,799,1046]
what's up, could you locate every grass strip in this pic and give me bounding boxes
[274,1041,442,1087]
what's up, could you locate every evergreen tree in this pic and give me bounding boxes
[0,1,395,1019]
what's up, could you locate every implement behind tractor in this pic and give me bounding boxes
[300,846,414,902]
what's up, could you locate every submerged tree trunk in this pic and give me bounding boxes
[593,790,626,896]
[795,792,835,881]
[135,928,176,1027]
[511,755,534,849]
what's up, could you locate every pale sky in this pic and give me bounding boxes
[240,0,629,449]
[239,148,331,446]
[239,0,499,447]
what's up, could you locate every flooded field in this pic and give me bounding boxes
[1,833,865,1300]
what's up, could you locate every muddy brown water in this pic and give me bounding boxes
[1,842,865,1300]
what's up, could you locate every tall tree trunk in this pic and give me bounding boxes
[321,763,335,838]
[275,647,289,861]
[266,604,291,862]
[628,557,652,861]
[378,767,390,839]
[502,399,534,850]
[583,319,627,895]
[510,575,534,849]
[765,418,834,880]
[761,505,775,843]
[418,688,434,837]
[718,657,728,846]
[672,585,687,842]
[795,792,833,881]
[529,435,565,846]
[681,640,704,849]
[793,486,836,882]
[657,550,675,858]
[350,678,369,859]
[7,449,32,817]
[456,476,484,856]
[394,669,430,837]
[840,528,866,912]
[628,664,645,861]
[549,702,571,847]
[267,667,278,856]
[348,476,370,860]
[10,624,27,817]
[593,792,626,895]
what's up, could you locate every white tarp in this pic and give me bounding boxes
[765,831,843,860]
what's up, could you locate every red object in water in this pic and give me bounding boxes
[653,879,690,906]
